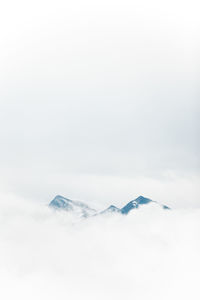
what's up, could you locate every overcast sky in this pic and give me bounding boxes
[0,0,199,208]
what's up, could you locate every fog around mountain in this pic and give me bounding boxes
[0,193,199,300]
[0,0,199,299]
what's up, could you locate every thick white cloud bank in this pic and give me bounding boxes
[0,194,199,300]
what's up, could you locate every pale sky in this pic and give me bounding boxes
[0,0,199,208]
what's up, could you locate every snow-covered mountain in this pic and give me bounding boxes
[49,195,170,217]
[100,205,121,215]
[49,195,97,217]
[120,195,170,214]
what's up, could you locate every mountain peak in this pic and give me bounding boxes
[136,195,147,200]
[108,205,118,209]
[100,205,121,215]
[121,196,153,214]
[49,194,170,217]
[49,195,96,217]
[53,195,70,200]
[135,196,152,204]
[49,195,73,210]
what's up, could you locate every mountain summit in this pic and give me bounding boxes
[120,195,170,214]
[49,195,96,217]
[49,195,170,217]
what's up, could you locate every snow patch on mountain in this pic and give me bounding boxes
[49,195,96,217]
[49,195,170,217]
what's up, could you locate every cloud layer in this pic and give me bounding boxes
[0,194,199,300]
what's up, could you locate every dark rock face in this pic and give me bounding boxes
[163,205,170,210]
[121,196,170,214]
[121,196,153,214]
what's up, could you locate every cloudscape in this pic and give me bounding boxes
[0,193,200,300]
[0,0,199,299]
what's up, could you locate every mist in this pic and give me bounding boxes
[0,193,199,300]
[0,1,199,298]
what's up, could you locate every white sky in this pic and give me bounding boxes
[0,0,199,208]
